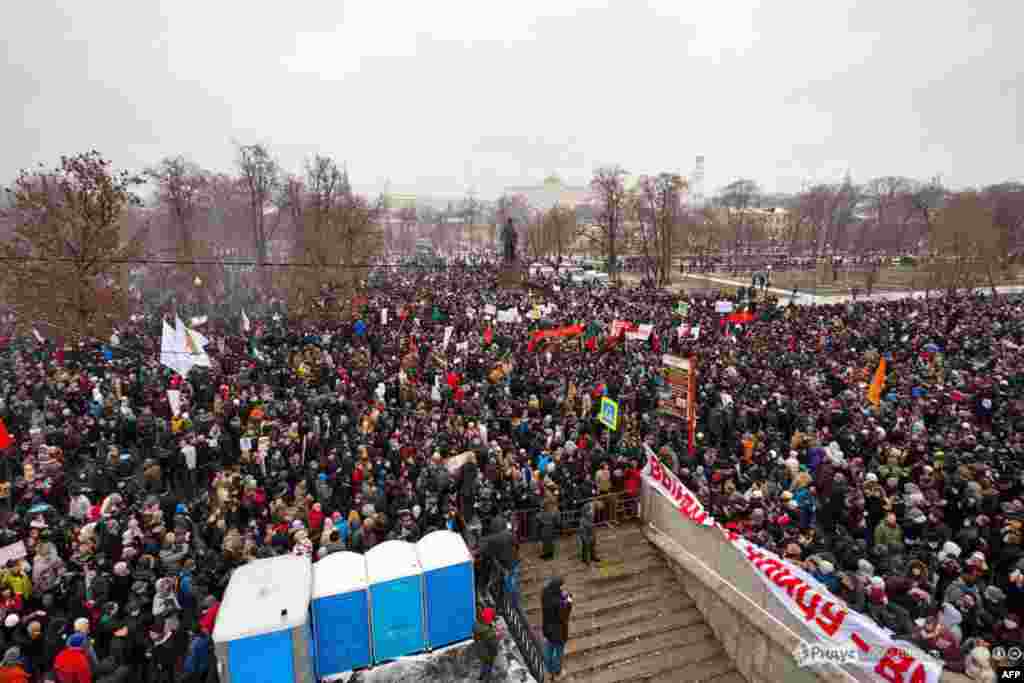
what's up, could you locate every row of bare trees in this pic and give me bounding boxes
[0,145,387,340]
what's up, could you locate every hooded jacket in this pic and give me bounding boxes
[481,517,515,571]
[541,577,572,644]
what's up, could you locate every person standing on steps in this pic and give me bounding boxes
[473,607,500,682]
[538,508,559,560]
[577,501,600,565]
[542,576,573,680]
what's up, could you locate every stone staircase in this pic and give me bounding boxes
[518,522,746,683]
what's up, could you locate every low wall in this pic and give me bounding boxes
[640,483,971,683]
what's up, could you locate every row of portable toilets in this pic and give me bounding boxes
[211,530,476,683]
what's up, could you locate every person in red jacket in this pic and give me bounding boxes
[53,633,91,683]
[199,596,220,635]
[624,460,643,518]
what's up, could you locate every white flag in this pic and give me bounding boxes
[443,326,454,350]
[381,308,388,325]
[160,319,188,376]
[241,309,251,333]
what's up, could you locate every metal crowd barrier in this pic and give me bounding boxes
[510,492,641,544]
[487,557,546,683]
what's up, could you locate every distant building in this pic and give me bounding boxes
[711,207,792,242]
[505,174,591,209]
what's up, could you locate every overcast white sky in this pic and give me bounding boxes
[3,1,1021,199]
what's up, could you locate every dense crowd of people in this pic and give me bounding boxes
[0,262,1022,682]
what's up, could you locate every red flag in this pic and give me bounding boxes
[726,311,755,324]
[484,327,493,345]
[0,417,13,450]
[586,336,598,352]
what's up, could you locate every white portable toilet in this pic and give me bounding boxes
[311,552,372,679]
[213,554,315,683]
[365,540,427,663]
[416,530,476,649]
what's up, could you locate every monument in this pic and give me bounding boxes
[501,218,518,264]
[498,218,523,288]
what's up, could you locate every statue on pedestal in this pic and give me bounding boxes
[501,218,518,264]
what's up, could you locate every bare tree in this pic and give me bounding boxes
[907,176,946,252]
[145,156,213,293]
[236,143,281,277]
[460,190,480,247]
[928,191,999,295]
[985,182,1024,260]
[636,173,687,286]
[718,178,761,257]
[792,178,861,261]
[396,206,418,254]
[586,166,630,280]
[861,176,920,253]
[1,151,145,341]
[525,204,576,270]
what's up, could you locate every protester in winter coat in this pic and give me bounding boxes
[53,633,92,683]
[576,502,599,565]
[472,607,499,682]
[541,577,572,679]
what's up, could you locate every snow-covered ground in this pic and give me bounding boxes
[678,273,1024,306]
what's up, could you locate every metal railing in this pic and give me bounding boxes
[487,556,546,683]
[510,491,641,544]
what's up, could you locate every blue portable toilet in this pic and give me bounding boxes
[416,530,475,649]
[365,540,426,663]
[213,554,315,683]
[311,552,372,679]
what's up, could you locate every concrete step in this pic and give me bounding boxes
[571,637,729,683]
[566,604,705,658]
[564,622,715,678]
[519,546,661,588]
[524,576,688,623]
[640,655,738,682]
[521,559,672,607]
[561,590,697,642]
[517,522,649,570]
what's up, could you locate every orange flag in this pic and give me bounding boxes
[867,358,887,406]
[0,417,13,450]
